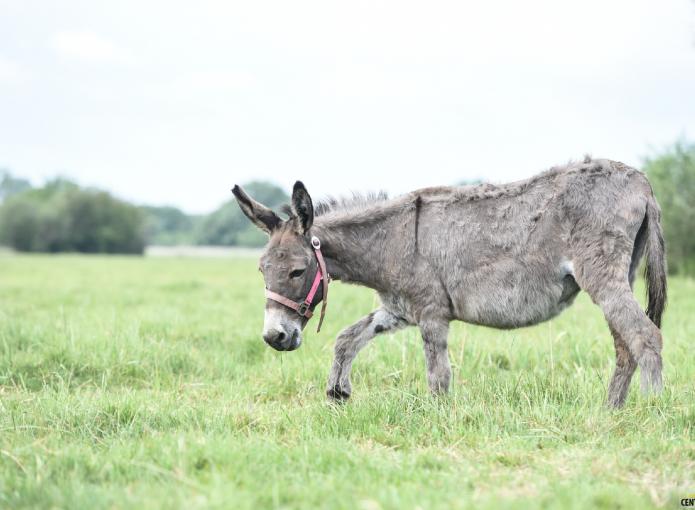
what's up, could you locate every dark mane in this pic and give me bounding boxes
[314,191,389,217]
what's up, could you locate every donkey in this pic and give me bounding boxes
[232,157,667,408]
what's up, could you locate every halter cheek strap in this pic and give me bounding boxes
[264,235,330,333]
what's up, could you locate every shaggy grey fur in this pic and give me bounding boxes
[232,157,667,408]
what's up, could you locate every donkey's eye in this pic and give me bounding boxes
[289,268,306,278]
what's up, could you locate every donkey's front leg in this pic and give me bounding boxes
[327,309,406,401]
[420,321,451,394]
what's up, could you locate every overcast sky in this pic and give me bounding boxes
[1,0,694,213]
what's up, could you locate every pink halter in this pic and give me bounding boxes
[264,236,330,333]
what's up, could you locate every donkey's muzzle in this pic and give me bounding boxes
[263,328,301,351]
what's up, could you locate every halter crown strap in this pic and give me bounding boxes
[312,236,329,333]
[264,235,330,333]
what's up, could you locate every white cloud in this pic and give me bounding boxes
[51,30,130,63]
[176,71,257,91]
[0,55,22,82]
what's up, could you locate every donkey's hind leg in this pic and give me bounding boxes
[577,275,663,407]
[606,327,637,408]
[326,309,407,401]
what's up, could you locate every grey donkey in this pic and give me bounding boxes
[232,157,666,408]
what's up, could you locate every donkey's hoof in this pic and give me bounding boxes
[639,352,663,396]
[327,386,351,402]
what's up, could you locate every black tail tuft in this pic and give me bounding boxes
[644,200,667,328]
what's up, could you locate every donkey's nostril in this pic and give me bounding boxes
[263,329,286,347]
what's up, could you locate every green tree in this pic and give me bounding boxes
[0,170,32,201]
[0,179,145,254]
[141,206,199,245]
[643,141,695,276]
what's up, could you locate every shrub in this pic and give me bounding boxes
[643,141,695,276]
[0,179,145,254]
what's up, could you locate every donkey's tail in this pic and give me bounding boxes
[644,198,667,328]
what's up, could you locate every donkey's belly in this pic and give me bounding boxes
[455,261,580,329]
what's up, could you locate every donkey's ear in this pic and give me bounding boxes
[291,181,314,233]
[232,185,282,234]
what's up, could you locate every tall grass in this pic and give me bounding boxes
[0,255,693,509]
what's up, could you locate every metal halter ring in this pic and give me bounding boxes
[297,302,310,317]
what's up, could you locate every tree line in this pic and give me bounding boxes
[1,142,694,277]
[0,175,288,255]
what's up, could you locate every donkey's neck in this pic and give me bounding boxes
[311,220,389,291]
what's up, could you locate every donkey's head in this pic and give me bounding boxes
[232,181,325,351]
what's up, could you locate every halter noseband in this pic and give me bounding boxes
[264,235,330,333]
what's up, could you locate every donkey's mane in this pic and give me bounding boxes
[278,191,389,223]
[313,191,389,217]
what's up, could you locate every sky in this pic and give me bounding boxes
[1,0,694,214]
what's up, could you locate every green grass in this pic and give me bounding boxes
[0,254,693,509]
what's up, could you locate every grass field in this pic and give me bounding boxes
[0,254,693,509]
